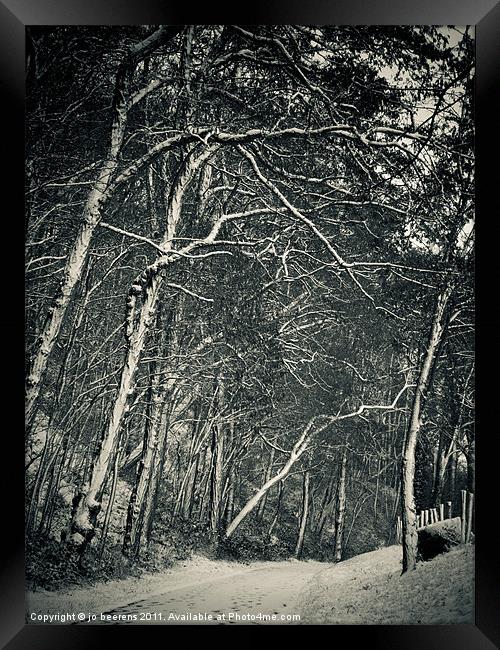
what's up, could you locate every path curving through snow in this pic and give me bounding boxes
[29,545,473,626]
[90,560,331,625]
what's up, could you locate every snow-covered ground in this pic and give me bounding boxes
[27,545,474,625]
[298,544,474,624]
[27,555,269,620]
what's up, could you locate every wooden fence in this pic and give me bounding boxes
[396,490,474,545]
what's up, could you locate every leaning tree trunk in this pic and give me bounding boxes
[401,285,453,573]
[295,470,310,558]
[175,448,198,519]
[25,27,181,430]
[131,397,176,557]
[69,146,216,549]
[225,418,317,539]
[224,399,388,541]
[334,446,348,562]
[71,274,162,548]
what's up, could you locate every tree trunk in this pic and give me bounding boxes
[315,474,336,540]
[432,430,447,506]
[223,471,235,527]
[257,447,275,519]
[224,392,401,541]
[25,27,181,429]
[71,275,162,547]
[373,458,381,519]
[268,480,284,537]
[448,441,457,501]
[401,285,453,573]
[69,146,214,549]
[99,444,121,559]
[174,402,207,519]
[209,383,225,534]
[225,418,316,539]
[123,366,169,556]
[466,432,475,494]
[141,402,172,550]
[295,471,310,558]
[334,446,347,562]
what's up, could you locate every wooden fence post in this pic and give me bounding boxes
[439,503,444,521]
[447,501,452,519]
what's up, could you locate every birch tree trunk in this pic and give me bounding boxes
[70,145,216,548]
[25,27,181,429]
[71,275,162,546]
[174,401,208,519]
[401,284,454,573]
[122,290,185,556]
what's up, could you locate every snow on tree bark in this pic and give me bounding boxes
[401,284,454,573]
[25,27,183,430]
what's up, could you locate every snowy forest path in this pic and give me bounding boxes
[95,560,332,625]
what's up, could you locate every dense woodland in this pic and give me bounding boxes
[25,25,474,589]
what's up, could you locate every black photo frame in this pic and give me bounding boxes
[3,1,498,647]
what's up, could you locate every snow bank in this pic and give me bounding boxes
[298,544,474,624]
[417,517,462,560]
